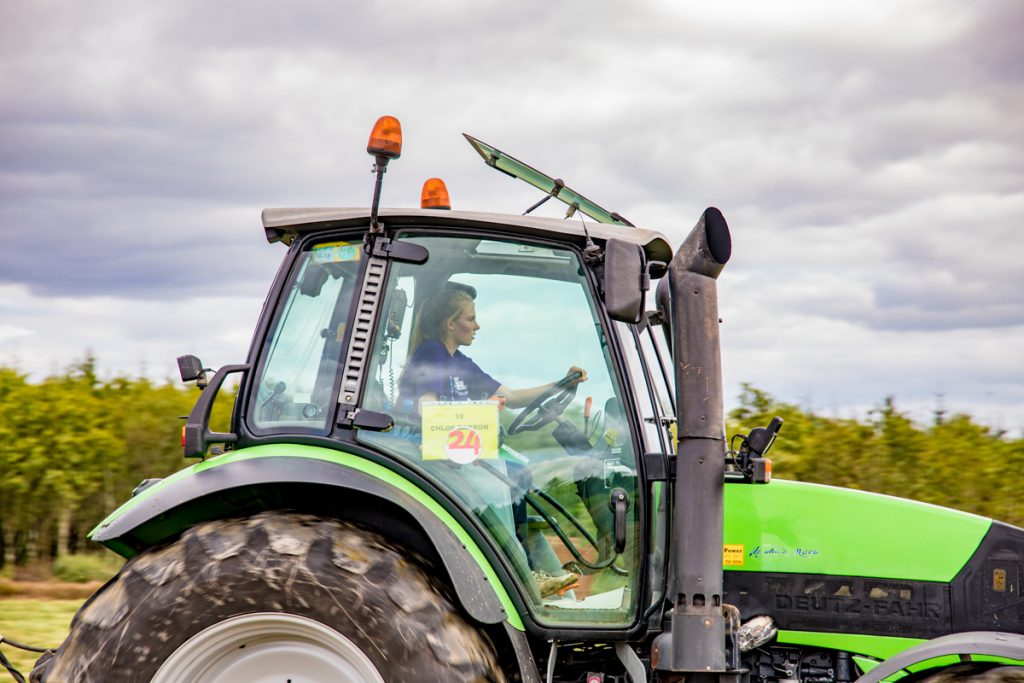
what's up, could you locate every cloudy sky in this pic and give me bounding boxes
[2,1,1022,433]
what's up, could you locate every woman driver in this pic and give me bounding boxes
[397,283,587,417]
[396,282,586,597]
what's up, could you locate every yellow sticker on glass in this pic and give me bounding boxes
[723,544,745,566]
[422,401,499,464]
[311,241,361,264]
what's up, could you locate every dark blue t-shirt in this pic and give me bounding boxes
[397,339,501,414]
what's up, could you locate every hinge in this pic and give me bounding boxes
[645,309,665,326]
[365,234,429,264]
[336,403,394,432]
[642,452,675,482]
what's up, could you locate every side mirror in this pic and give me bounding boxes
[177,354,211,390]
[746,416,783,457]
[604,239,646,324]
[734,416,783,484]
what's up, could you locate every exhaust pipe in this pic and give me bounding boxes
[652,207,733,677]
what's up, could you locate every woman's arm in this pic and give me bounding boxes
[496,366,587,409]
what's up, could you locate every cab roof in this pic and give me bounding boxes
[261,207,674,265]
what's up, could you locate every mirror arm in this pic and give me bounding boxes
[182,364,250,460]
[643,260,667,291]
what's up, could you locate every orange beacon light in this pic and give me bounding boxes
[367,115,402,160]
[421,178,451,210]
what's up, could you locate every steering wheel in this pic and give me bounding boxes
[507,372,581,435]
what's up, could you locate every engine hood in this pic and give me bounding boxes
[723,478,990,582]
[722,479,1024,641]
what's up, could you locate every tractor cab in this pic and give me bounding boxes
[247,206,674,630]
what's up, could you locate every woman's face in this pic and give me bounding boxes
[448,300,480,348]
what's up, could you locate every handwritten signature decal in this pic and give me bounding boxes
[748,545,820,559]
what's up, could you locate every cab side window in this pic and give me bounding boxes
[250,240,363,433]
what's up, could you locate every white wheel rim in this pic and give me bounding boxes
[152,612,386,683]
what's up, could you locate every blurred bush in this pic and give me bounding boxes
[51,553,124,583]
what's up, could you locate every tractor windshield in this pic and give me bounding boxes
[358,232,642,628]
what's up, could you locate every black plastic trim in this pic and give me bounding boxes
[503,622,544,683]
[950,520,1024,634]
[642,452,672,482]
[724,571,952,639]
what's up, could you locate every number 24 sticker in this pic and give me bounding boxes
[445,427,482,464]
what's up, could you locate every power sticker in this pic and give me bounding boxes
[422,401,499,464]
[723,544,745,566]
[311,241,361,264]
[994,568,1007,592]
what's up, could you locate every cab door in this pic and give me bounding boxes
[357,231,647,629]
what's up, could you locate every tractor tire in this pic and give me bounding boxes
[32,512,506,683]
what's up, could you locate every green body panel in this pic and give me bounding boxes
[91,444,524,631]
[724,479,991,582]
[852,656,882,676]
[777,629,924,663]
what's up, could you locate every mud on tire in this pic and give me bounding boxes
[32,512,506,682]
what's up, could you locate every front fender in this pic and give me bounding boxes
[854,631,1024,683]
[91,444,521,629]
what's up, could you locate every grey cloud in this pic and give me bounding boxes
[1,197,282,298]
[1,0,1022,426]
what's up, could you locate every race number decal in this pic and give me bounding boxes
[422,401,499,463]
[445,427,483,464]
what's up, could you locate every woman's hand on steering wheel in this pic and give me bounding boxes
[507,366,587,435]
[567,366,588,384]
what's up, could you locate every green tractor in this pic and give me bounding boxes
[33,118,1024,682]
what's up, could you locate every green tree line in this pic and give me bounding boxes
[0,359,233,571]
[729,384,1024,528]
[0,364,1020,572]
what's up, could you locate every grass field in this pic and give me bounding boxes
[0,599,82,677]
